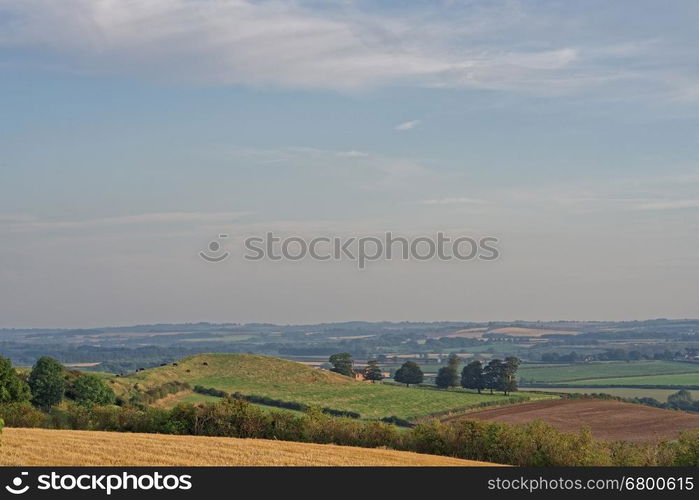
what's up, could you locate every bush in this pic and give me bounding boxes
[670,430,699,465]
[129,381,190,406]
[0,402,46,428]
[0,356,31,404]
[68,374,116,407]
[380,415,413,427]
[193,386,228,398]
[403,419,612,466]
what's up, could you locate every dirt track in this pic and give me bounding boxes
[448,399,699,442]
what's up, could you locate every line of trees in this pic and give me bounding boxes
[461,357,521,395]
[392,355,521,395]
[327,352,521,394]
[0,355,115,409]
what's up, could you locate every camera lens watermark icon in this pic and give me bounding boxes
[6,472,29,495]
[199,234,230,263]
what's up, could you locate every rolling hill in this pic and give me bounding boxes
[111,353,541,420]
[0,428,497,466]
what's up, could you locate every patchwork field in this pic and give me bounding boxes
[113,354,539,421]
[452,399,699,443]
[0,428,495,466]
[518,361,699,384]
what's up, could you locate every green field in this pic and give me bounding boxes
[114,353,542,421]
[570,373,699,387]
[519,361,699,383]
[163,391,306,415]
[523,387,699,401]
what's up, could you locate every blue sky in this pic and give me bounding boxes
[1,0,698,327]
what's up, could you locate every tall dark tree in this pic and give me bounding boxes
[363,360,384,383]
[394,361,424,387]
[328,353,354,377]
[483,359,503,394]
[0,356,31,403]
[435,354,460,389]
[28,356,65,409]
[461,360,485,394]
[447,353,460,369]
[435,366,457,389]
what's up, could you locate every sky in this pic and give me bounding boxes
[1,0,698,327]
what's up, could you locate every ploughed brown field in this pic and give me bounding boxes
[0,428,499,466]
[448,399,699,443]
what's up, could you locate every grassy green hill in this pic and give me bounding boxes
[112,353,543,421]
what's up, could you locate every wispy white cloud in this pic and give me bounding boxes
[0,0,673,95]
[395,120,420,131]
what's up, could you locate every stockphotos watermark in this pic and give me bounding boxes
[200,232,500,269]
[3,470,192,496]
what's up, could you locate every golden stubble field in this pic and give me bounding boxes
[0,428,498,466]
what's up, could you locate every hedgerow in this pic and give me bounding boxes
[2,398,699,466]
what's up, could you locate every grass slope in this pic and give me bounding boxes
[113,353,537,420]
[0,428,496,466]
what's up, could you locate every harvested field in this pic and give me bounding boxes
[488,327,576,336]
[446,399,699,443]
[0,428,497,466]
[443,327,577,339]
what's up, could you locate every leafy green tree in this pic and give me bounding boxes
[28,356,65,409]
[394,361,423,387]
[70,374,116,406]
[328,353,354,377]
[435,354,459,389]
[667,389,694,410]
[461,360,485,393]
[483,359,503,394]
[445,353,462,388]
[435,366,458,389]
[363,360,384,383]
[0,356,31,403]
[502,357,521,395]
